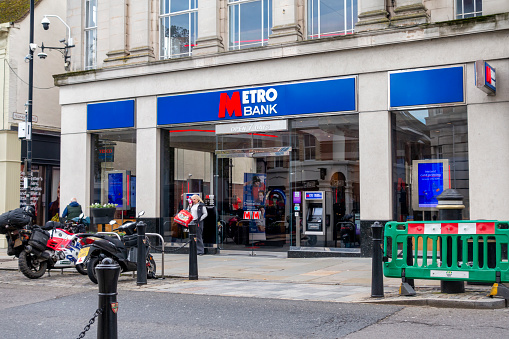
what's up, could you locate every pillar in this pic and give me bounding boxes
[355,0,389,32]
[392,0,428,27]
[269,0,303,45]
[193,0,225,56]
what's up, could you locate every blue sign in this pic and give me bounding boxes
[389,66,464,108]
[305,192,323,200]
[417,162,444,208]
[157,77,356,125]
[88,100,135,130]
[108,173,124,208]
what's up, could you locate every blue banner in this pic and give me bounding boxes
[157,77,356,125]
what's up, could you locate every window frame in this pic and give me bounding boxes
[227,0,273,50]
[159,0,198,59]
[84,0,97,70]
[307,0,358,40]
[456,0,482,19]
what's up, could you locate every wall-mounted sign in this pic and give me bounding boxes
[87,100,135,130]
[293,191,301,204]
[98,147,114,162]
[216,119,288,135]
[389,66,465,109]
[305,192,323,200]
[13,112,38,123]
[475,60,496,95]
[158,77,357,125]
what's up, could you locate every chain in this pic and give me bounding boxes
[148,239,191,253]
[76,307,103,339]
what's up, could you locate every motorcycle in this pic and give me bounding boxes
[44,213,91,275]
[0,207,94,279]
[77,210,156,284]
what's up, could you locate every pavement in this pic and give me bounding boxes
[0,247,506,309]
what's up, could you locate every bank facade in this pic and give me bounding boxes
[57,1,509,256]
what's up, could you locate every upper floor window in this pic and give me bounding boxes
[304,133,316,160]
[228,0,273,50]
[308,0,358,39]
[160,0,198,59]
[456,0,482,19]
[84,0,97,70]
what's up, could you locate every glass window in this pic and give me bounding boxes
[228,0,273,50]
[160,0,198,59]
[456,0,482,19]
[91,131,137,221]
[392,107,469,222]
[308,0,358,39]
[303,133,316,160]
[85,0,97,70]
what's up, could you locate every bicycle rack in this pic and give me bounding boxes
[145,233,165,279]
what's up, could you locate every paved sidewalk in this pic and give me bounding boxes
[0,248,505,308]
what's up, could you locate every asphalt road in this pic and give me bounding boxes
[1,270,509,339]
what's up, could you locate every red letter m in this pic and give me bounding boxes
[218,92,242,118]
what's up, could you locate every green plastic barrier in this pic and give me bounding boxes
[383,220,509,283]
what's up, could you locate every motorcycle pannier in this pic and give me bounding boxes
[123,234,137,247]
[29,228,50,252]
[0,208,32,233]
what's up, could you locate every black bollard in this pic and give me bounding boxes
[136,220,147,286]
[96,258,121,339]
[437,189,465,293]
[189,223,198,280]
[371,221,384,298]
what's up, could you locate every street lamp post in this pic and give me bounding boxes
[23,2,74,210]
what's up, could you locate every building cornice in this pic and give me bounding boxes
[54,13,509,87]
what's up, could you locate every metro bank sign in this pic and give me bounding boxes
[157,77,356,125]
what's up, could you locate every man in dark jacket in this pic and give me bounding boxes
[62,198,83,220]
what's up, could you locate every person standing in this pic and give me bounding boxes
[188,194,208,255]
[61,197,83,221]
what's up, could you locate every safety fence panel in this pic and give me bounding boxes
[383,220,509,283]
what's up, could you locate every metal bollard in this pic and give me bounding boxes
[137,220,147,286]
[189,223,198,280]
[96,258,121,339]
[371,221,384,298]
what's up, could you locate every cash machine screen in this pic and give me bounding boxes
[307,204,323,231]
[311,207,322,216]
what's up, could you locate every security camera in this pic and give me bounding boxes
[38,52,48,59]
[41,17,50,30]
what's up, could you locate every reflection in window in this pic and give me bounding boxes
[308,0,358,39]
[91,131,137,219]
[85,0,97,69]
[229,0,273,50]
[392,107,469,222]
[456,0,482,19]
[160,0,198,59]
[304,133,316,160]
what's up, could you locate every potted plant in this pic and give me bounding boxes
[89,203,118,220]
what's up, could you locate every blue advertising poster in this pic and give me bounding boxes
[417,162,444,208]
[130,176,136,208]
[108,173,124,208]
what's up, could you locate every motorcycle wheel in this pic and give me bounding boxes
[76,263,87,275]
[147,255,157,279]
[19,251,47,279]
[87,256,100,284]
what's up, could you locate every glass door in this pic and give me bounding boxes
[216,131,291,252]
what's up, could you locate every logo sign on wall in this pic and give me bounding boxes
[475,60,496,95]
[157,77,357,125]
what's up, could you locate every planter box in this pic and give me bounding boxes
[90,208,116,219]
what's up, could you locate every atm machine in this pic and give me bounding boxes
[303,191,325,235]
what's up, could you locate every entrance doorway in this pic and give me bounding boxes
[216,131,291,251]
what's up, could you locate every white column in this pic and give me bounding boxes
[269,0,303,45]
[468,102,509,220]
[359,111,392,221]
[355,0,389,32]
[136,97,160,218]
[392,0,428,27]
[193,0,225,56]
[60,104,90,214]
